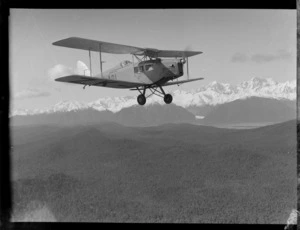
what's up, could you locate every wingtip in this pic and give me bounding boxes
[54,76,70,81]
[52,40,63,46]
[52,37,75,46]
[187,51,203,57]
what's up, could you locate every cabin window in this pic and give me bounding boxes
[139,66,144,72]
[134,67,139,73]
[145,64,153,71]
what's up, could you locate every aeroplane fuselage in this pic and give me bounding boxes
[94,58,184,87]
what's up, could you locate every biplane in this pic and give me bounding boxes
[53,37,203,105]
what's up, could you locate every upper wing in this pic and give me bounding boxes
[53,37,202,57]
[161,77,204,87]
[55,75,147,89]
[53,37,142,54]
[144,49,202,58]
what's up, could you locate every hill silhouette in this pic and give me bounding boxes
[11,104,196,127]
[203,97,296,124]
[11,121,297,223]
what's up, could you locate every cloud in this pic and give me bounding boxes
[251,50,292,63]
[231,53,248,63]
[232,50,292,64]
[15,88,51,99]
[47,64,74,81]
[48,61,90,81]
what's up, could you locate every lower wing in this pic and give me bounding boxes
[55,75,147,89]
[161,77,204,87]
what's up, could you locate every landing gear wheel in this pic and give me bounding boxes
[164,94,173,104]
[137,94,146,105]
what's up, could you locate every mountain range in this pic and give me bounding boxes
[11,104,196,127]
[10,77,296,126]
[11,77,296,117]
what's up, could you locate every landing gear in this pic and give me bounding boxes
[137,94,146,105]
[137,87,146,105]
[164,94,173,104]
[135,85,173,105]
[159,86,172,104]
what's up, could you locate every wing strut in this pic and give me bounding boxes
[132,55,134,67]
[187,57,189,80]
[99,43,103,77]
[89,49,92,77]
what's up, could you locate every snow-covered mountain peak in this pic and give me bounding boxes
[242,77,278,89]
[206,81,225,92]
[265,77,278,85]
[51,100,89,113]
[207,81,219,86]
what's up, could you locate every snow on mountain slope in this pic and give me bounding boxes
[11,101,89,116]
[87,96,138,113]
[50,101,89,113]
[11,77,296,116]
[172,77,296,107]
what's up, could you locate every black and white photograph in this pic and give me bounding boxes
[7,8,297,224]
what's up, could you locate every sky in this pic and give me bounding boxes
[10,9,296,110]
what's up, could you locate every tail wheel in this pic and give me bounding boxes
[137,94,146,105]
[164,94,173,104]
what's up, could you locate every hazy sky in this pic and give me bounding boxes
[10,9,296,110]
